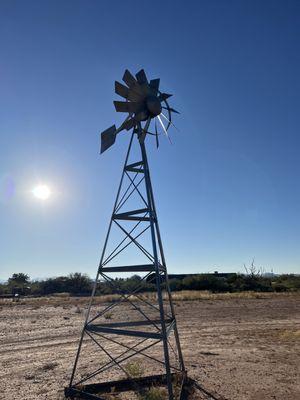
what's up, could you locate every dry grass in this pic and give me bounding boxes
[74,305,81,313]
[39,362,58,372]
[169,290,300,301]
[278,329,300,341]
[0,290,298,307]
[139,387,167,400]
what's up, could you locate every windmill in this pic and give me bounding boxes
[101,69,178,153]
[65,69,186,400]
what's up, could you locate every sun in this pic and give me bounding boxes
[32,184,51,200]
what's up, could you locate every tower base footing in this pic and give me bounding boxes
[65,372,191,400]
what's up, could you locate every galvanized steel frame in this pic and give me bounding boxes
[66,129,185,399]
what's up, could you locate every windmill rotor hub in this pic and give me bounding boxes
[135,109,149,121]
[146,95,162,117]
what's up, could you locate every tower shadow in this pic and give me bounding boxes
[184,378,229,400]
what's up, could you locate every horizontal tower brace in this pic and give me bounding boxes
[85,325,162,339]
[87,318,173,329]
[100,264,165,273]
[125,167,145,173]
[125,161,144,169]
[113,208,149,217]
[113,215,151,221]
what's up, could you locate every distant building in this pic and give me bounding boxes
[263,272,276,278]
[146,271,236,283]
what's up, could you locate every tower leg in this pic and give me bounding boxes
[140,140,174,400]
[143,144,186,374]
[68,134,135,388]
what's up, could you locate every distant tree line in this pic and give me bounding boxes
[0,271,299,297]
[168,273,300,293]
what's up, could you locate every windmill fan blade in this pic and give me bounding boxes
[159,93,172,101]
[122,69,137,87]
[155,118,159,148]
[135,69,148,84]
[149,79,160,95]
[161,112,179,132]
[122,117,136,131]
[139,82,152,97]
[127,102,144,113]
[100,125,116,153]
[127,83,145,101]
[114,101,130,112]
[157,115,172,144]
[115,81,129,99]
[114,101,144,113]
[127,90,144,102]
[162,106,180,114]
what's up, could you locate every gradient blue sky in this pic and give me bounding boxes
[0,0,299,280]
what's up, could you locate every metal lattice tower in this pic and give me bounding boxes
[65,70,186,400]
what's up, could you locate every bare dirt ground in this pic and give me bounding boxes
[0,293,299,400]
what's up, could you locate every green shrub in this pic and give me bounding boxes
[124,361,144,378]
[139,387,166,400]
[104,312,113,320]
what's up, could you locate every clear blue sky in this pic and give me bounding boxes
[0,0,299,280]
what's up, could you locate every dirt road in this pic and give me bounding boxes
[0,294,299,399]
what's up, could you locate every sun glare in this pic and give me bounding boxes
[32,184,51,200]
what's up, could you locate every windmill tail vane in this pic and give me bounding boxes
[100,69,179,153]
[65,69,187,400]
